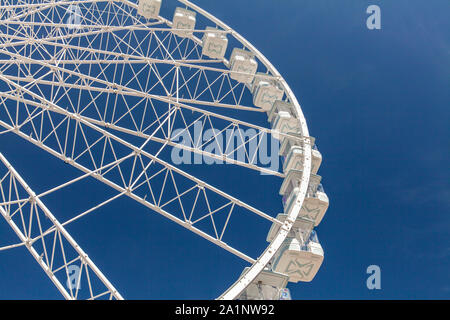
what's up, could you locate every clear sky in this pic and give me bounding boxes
[0,0,449,299]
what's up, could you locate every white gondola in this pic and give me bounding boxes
[281,137,322,175]
[202,27,228,59]
[303,184,329,225]
[137,0,162,19]
[271,231,324,283]
[269,101,301,142]
[238,267,289,300]
[266,213,315,244]
[251,74,284,111]
[271,112,301,142]
[279,170,328,226]
[267,100,297,123]
[279,170,322,201]
[229,48,258,83]
[172,7,196,38]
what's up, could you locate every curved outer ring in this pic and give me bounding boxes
[175,0,314,300]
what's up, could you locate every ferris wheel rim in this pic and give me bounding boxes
[174,0,313,300]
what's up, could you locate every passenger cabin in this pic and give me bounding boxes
[229,48,258,83]
[268,100,297,123]
[280,170,322,203]
[279,170,328,226]
[268,101,301,142]
[172,7,196,37]
[202,27,228,59]
[238,268,289,300]
[280,135,322,175]
[304,183,329,226]
[137,0,161,19]
[271,230,324,283]
[251,74,284,111]
[266,213,315,245]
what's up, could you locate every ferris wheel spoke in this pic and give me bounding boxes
[0,241,28,251]
[0,32,265,85]
[0,85,284,179]
[1,11,281,108]
[0,21,168,43]
[0,55,272,134]
[0,79,282,257]
[0,59,261,115]
[0,0,118,11]
[0,120,259,263]
[0,54,281,142]
[0,77,284,179]
[0,29,280,116]
[0,0,143,26]
[0,153,123,300]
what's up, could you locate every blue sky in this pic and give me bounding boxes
[0,0,449,299]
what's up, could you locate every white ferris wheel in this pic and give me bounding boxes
[0,0,329,300]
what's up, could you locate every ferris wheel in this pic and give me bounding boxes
[0,0,329,300]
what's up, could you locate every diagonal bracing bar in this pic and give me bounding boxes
[0,153,123,300]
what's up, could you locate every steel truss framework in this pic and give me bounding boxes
[0,153,123,299]
[0,0,314,300]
